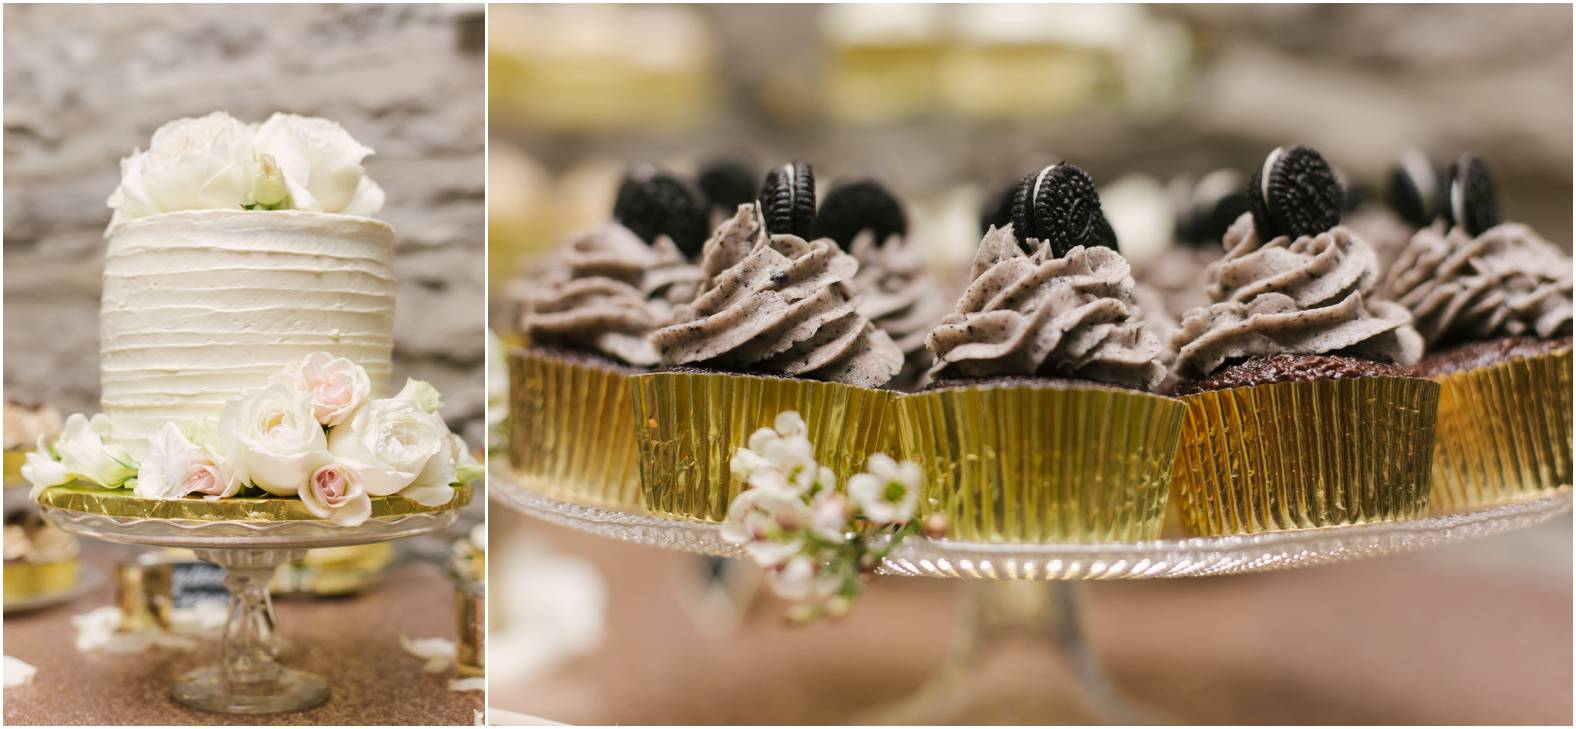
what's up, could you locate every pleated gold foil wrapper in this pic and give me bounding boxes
[895,383,1187,543]
[1171,376,1438,536]
[1429,348,1573,512]
[36,483,472,521]
[507,347,644,511]
[630,371,895,522]
[4,560,80,604]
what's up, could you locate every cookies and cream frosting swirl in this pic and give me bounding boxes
[848,231,950,371]
[925,225,1166,389]
[518,223,703,367]
[1381,221,1573,347]
[651,204,904,387]
[1171,213,1423,378]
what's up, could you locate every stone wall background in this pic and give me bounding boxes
[3,4,487,444]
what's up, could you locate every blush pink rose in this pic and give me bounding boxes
[272,352,372,427]
[301,463,372,526]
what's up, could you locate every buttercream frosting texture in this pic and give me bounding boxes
[848,231,950,376]
[1382,221,1573,347]
[100,210,396,450]
[652,204,903,387]
[1171,213,1422,378]
[517,223,702,366]
[926,225,1166,389]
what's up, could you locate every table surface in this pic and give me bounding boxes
[490,506,1573,725]
[3,540,482,726]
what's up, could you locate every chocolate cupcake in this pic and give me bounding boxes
[1382,155,1573,511]
[814,178,951,390]
[507,166,707,511]
[894,163,1187,544]
[635,162,904,522]
[1167,145,1438,536]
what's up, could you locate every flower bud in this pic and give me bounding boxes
[252,153,290,208]
[923,513,949,540]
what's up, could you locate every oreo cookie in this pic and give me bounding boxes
[697,158,759,214]
[812,178,907,250]
[612,166,710,258]
[759,161,816,238]
[979,178,1020,234]
[1443,154,1498,237]
[1388,149,1439,227]
[1247,145,1344,240]
[1009,162,1108,257]
[1176,169,1249,246]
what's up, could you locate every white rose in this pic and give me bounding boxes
[219,385,330,496]
[395,378,444,414]
[116,112,256,221]
[135,423,240,501]
[23,414,138,499]
[301,463,372,527]
[105,151,160,230]
[253,113,384,216]
[269,352,371,427]
[326,396,452,502]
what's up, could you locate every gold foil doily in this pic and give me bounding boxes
[507,347,644,512]
[1429,348,1573,512]
[895,383,1187,543]
[1171,376,1439,536]
[36,483,472,522]
[630,371,895,522]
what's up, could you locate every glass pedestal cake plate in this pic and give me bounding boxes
[491,464,1570,722]
[38,484,473,715]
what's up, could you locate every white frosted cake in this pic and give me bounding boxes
[101,210,396,450]
[24,111,476,526]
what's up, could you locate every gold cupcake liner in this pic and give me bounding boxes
[4,450,26,487]
[895,384,1187,543]
[1171,376,1438,536]
[36,482,472,521]
[630,371,895,522]
[1429,348,1573,512]
[507,347,644,511]
[4,559,80,603]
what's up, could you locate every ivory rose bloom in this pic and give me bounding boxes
[23,413,137,498]
[301,464,372,527]
[326,382,455,504]
[253,113,385,216]
[219,385,330,496]
[107,112,257,227]
[136,423,240,501]
[270,352,371,427]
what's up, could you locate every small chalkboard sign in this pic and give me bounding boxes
[170,562,229,608]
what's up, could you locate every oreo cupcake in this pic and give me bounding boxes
[895,163,1187,543]
[637,162,905,521]
[1168,145,1436,536]
[508,166,707,510]
[814,178,951,389]
[1382,155,1573,511]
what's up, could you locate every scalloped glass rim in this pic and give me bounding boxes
[491,464,1571,580]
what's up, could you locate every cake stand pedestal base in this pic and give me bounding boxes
[169,547,330,714]
[859,580,1133,724]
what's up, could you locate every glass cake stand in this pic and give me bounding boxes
[492,465,1572,722]
[40,486,471,715]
